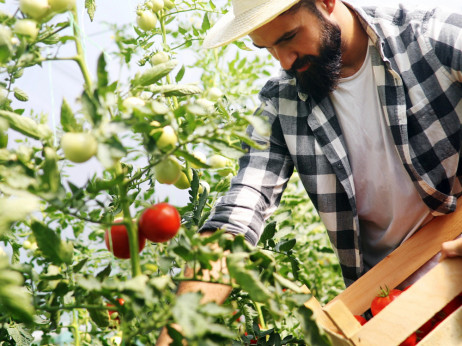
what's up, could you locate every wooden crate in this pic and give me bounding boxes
[304,203,462,346]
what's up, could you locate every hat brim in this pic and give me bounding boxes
[202,0,301,49]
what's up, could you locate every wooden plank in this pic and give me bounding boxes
[326,203,462,315]
[323,300,362,339]
[349,258,462,346]
[418,305,462,346]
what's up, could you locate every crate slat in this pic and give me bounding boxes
[418,305,462,346]
[323,300,362,339]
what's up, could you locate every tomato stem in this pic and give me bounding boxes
[70,10,93,91]
[117,163,142,277]
[159,11,179,109]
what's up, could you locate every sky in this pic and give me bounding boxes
[1,0,461,207]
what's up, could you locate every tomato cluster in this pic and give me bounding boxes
[104,202,181,259]
[356,286,462,345]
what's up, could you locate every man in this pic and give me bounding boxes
[157,0,462,343]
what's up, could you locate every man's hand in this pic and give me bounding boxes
[441,237,462,260]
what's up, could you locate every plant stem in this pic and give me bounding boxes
[116,163,142,277]
[255,302,267,330]
[159,11,179,109]
[71,10,93,91]
[72,310,81,346]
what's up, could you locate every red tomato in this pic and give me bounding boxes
[107,298,125,322]
[104,222,146,259]
[399,332,416,346]
[370,287,402,316]
[244,332,257,344]
[354,315,367,325]
[138,203,181,242]
[441,293,462,318]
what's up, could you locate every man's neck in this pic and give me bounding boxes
[337,2,369,78]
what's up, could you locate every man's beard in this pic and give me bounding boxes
[289,20,342,101]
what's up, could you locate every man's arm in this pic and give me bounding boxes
[155,231,233,345]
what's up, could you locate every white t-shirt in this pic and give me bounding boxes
[329,43,433,272]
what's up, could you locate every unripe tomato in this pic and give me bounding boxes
[155,156,182,184]
[208,154,228,168]
[190,151,206,169]
[163,0,175,9]
[48,0,76,13]
[150,0,164,12]
[122,96,145,110]
[150,51,169,65]
[0,26,13,63]
[136,10,157,31]
[138,202,180,242]
[61,132,98,163]
[14,19,39,41]
[104,221,146,259]
[154,125,178,151]
[174,168,192,190]
[19,0,49,20]
[207,87,223,101]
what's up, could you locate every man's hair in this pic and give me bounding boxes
[284,0,323,20]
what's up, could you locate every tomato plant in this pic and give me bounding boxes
[138,203,181,242]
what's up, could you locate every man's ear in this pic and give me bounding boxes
[320,0,336,15]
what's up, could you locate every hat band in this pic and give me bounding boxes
[232,0,269,16]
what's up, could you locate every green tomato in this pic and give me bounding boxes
[150,0,164,12]
[19,0,49,20]
[122,96,145,110]
[198,181,210,194]
[136,10,157,31]
[155,156,181,185]
[163,0,175,9]
[48,0,76,13]
[61,132,98,163]
[174,168,192,190]
[153,125,178,151]
[208,154,229,168]
[14,19,39,41]
[207,87,223,101]
[0,26,13,63]
[150,51,169,65]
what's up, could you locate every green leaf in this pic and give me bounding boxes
[296,306,331,346]
[226,253,272,302]
[273,273,303,293]
[0,110,52,141]
[276,238,296,252]
[0,282,34,324]
[149,84,202,97]
[260,221,277,244]
[201,13,210,31]
[60,98,82,133]
[0,196,39,236]
[42,147,60,193]
[13,87,28,102]
[31,221,74,265]
[85,0,96,21]
[87,294,110,328]
[5,324,33,345]
[132,60,178,87]
[97,53,108,89]
[175,64,185,83]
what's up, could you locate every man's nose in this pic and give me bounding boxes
[273,47,297,71]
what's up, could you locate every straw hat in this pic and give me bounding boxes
[202,0,301,49]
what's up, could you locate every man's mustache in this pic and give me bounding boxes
[289,55,317,73]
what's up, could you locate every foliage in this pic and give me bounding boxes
[0,0,344,345]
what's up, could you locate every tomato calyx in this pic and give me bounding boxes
[370,286,402,316]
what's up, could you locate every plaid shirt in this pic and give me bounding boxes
[202,3,462,285]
